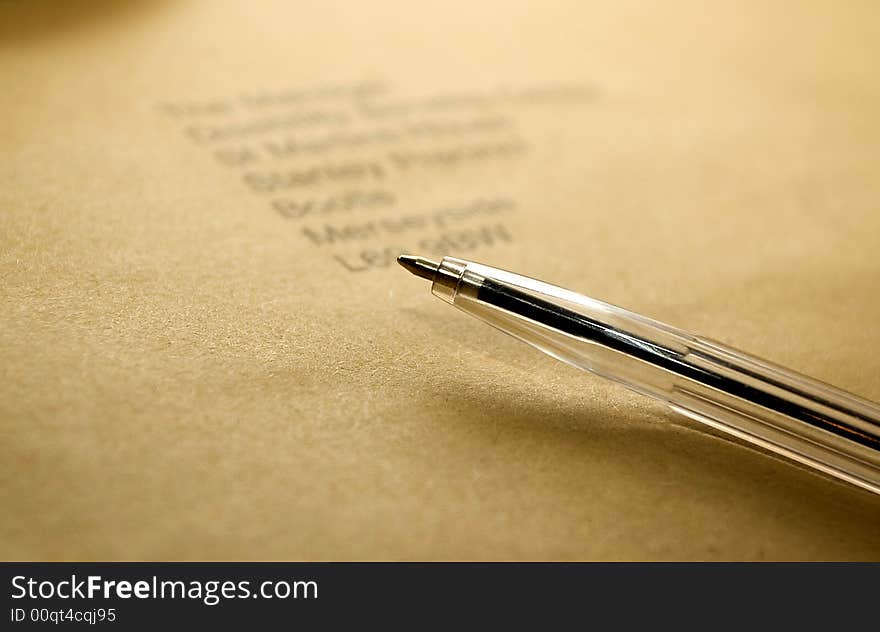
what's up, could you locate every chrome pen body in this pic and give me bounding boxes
[398,255,880,495]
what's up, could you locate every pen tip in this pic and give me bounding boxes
[397,254,440,281]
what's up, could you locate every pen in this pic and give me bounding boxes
[398,254,880,495]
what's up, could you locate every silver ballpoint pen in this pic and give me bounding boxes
[398,254,880,495]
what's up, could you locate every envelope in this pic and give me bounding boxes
[2,0,879,560]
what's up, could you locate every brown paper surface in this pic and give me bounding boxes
[3,0,880,560]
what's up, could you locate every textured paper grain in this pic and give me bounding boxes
[2,0,880,560]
